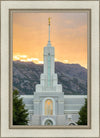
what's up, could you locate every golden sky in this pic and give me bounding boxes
[13,12,87,68]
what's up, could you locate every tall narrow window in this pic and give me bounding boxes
[47,54,51,87]
[45,99,53,115]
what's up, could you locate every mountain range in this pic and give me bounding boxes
[13,61,87,95]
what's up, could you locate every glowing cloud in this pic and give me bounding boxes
[13,55,44,64]
[63,60,69,63]
[13,56,20,60]
[20,59,26,62]
[27,58,39,62]
[20,55,27,58]
[38,61,44,64]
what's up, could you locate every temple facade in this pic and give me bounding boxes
[20,18,87,126]
[32,18,65,126]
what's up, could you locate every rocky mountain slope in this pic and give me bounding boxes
[13,61,87,95]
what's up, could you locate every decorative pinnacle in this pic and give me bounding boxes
[48,17,51,25]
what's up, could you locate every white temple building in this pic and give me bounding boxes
[20,18,87,126]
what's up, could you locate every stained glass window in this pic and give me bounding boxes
[45,99,53,115]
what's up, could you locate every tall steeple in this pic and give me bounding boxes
[47,17,51,47]
[36,18,62,90]
[48,17,50,42]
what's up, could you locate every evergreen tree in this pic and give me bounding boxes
[77,98,87,125]
[13,90,29,125]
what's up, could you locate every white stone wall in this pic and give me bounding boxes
[20,95,87,125]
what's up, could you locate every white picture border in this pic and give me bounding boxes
[1,0,100,137]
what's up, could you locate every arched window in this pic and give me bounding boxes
[44,119,53,126]
[69,123,76,125]
[45,99,53,115]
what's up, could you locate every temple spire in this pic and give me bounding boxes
[48,17,51,45]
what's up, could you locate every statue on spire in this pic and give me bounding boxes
[48,17,50,25]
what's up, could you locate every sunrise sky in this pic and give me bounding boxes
[13,12,87,68]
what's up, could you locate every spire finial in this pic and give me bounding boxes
[47,17,51,46]
[48,17,50,25]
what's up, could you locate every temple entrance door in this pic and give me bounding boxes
[44,119,53,126]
